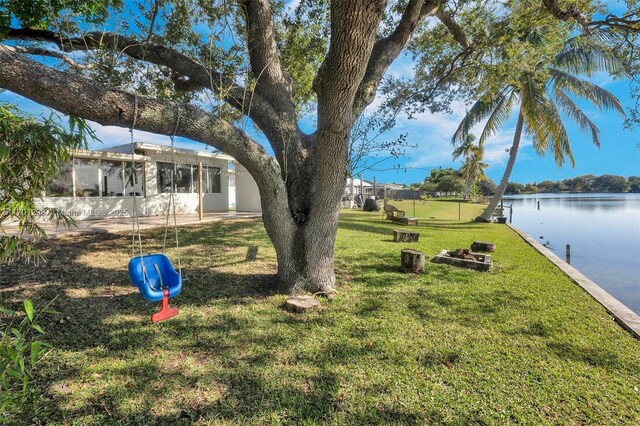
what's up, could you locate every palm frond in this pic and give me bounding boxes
[452,134,477,161]
[549,68,626,116]
[520,74,572,166]
[554,34,625,76]
[478,90,518,147]
[520,74,545,125]
[553,86,600,147]
[524,91,573,167]
[452,89,510,146]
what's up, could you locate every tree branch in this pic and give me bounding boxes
[308,0,386,226]
[4,28,280,134]
[0,44,289,207]
[146,0,160,42]
[236,0,305,177]
[237,0,294,101]
[541,0,591,32]
[4,45,94,69]
[353,0,443,115]
[588,12,640,32]
[435,10,475,49]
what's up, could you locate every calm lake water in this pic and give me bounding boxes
[503,193,640,315]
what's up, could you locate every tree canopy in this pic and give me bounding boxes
[0,0,637,292]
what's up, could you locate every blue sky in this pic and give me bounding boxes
[2,0,639,185]
[350,57,640,185]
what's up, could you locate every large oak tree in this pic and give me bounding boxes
[1,0,636,293]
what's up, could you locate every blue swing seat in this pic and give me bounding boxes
[128,254,182,302]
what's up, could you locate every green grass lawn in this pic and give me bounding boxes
[2,201,639,425]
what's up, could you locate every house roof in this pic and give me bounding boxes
[347,177,373,187]
[101,142,236,162]
[71,148,149,162]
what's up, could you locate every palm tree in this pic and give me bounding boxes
[452,133,475,199]
[453,134,487,199]
[460,145,488,201]
[453,31,626,222]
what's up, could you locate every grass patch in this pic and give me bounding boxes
[1,201,639,424]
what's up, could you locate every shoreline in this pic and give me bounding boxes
[507,223,640,340]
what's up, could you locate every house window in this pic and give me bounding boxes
[157,162,193,193]
[191,165,200,194]
[156,162,174,193]
[156,162,219,194]
[228,171,235,189]
[74,158,99,197]
[46,162,73,197]
[101,160,124,196]
[175,164,192,193]
[205,166,221,193]
[125,162,145,196]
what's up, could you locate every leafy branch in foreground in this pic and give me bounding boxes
[0,103,95,263]
[0,298,56,423]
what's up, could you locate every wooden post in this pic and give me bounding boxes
[566,244,571,264]
[509,204,513,223]
[537,201,540,210]
[349,177,355,208]
[359,173,364,207]
[373,176,377,200]
[198,161,203,220]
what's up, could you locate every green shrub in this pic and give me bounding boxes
[0,299,55,422]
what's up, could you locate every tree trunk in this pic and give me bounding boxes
[0,1,426,296]
[464,157,471,199]
[476,110,524,222]
[262,195,341,295]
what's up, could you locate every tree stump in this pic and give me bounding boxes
[401,249,425,273]
[393,229,420,242]
[284,296,320,313]
[471,241,496,252]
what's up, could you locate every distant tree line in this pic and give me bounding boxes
[406,173,639,197]
[406,167,497,199]
[504,174,640,194]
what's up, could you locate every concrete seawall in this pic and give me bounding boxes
[507,224,640,340]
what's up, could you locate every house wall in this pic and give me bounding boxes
[235,165,261,212]
[36,148,265,219]
[143,151,230,213]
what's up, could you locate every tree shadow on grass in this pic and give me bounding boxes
[338,214,490,237]
[337,216,394,235]
[41,351,344,425]
[1,220,367,424]
[419,221,486,231]
[545,341,623,370]
[406,286,527,328]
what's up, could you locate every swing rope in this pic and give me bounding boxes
[162,102,182,277]
[129,95,152,286]
[129,96,182,292]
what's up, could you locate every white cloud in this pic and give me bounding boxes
[87,122,172,150]
[87,121,213,153]
[381,100,530,170]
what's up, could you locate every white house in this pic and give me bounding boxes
[342,177,407,208]
[38,142,262,220]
